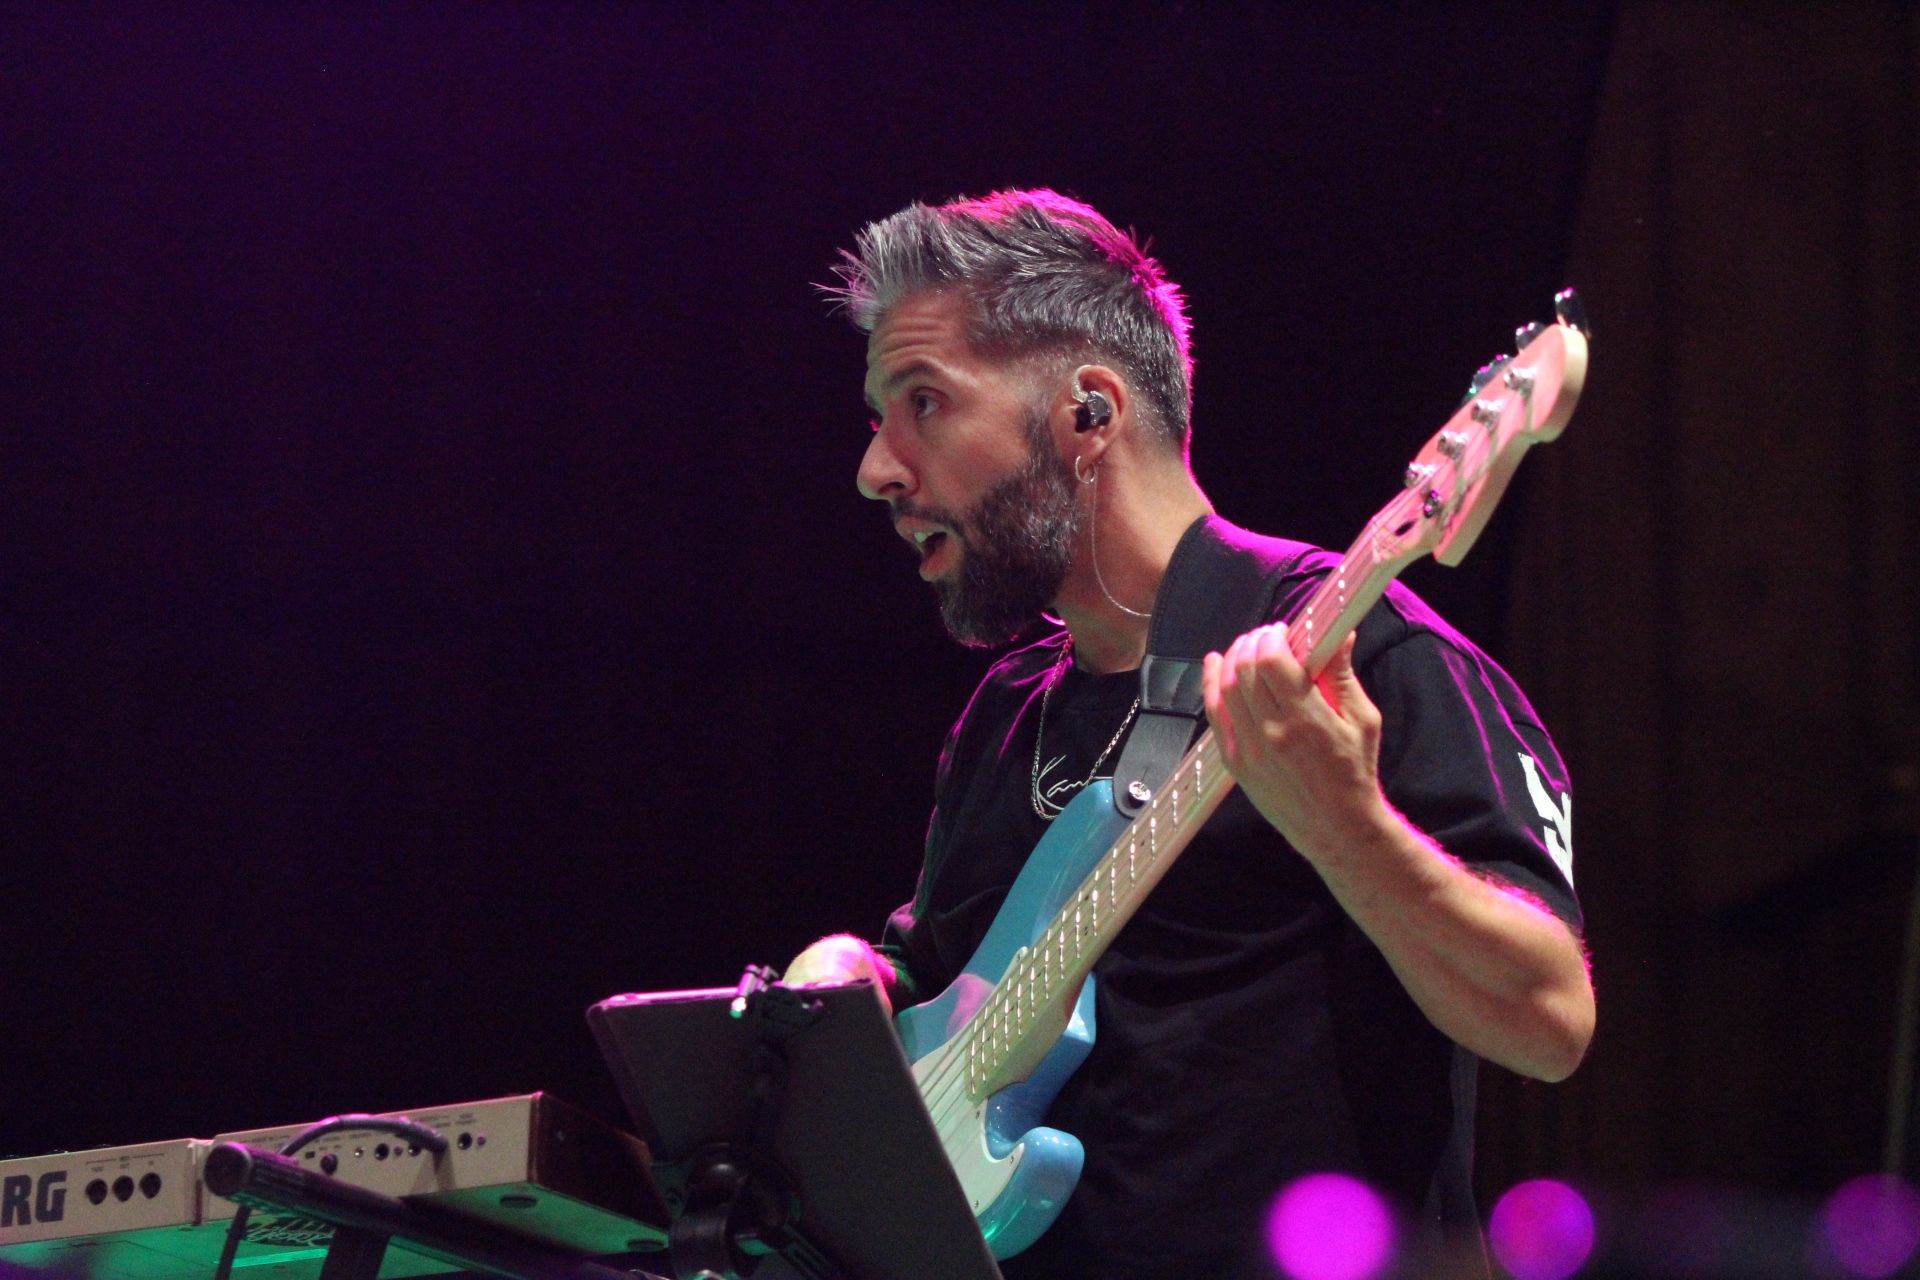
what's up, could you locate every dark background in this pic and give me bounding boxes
[4,0,1916,1259]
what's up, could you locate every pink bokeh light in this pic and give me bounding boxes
[1266,1173,1396,1280]
[1820,1174,1920,1278]
[1488,1179,1596,1280]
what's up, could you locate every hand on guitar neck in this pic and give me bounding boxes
[1204,626,1387,864]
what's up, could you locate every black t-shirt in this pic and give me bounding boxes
[878,538,1580,1280]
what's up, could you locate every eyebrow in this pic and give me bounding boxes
[864,359,942,413]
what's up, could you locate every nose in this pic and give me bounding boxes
[857,423,914,501]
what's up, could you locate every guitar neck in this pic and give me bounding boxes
[971,516,1417,1097]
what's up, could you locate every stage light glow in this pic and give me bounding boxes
[1266,1173,1395,1280]
[1488,1179,1595,1280]
[1820,1174,1920,1278]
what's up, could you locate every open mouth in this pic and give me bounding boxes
[913,530,953,577]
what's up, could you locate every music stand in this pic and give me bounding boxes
[587,971,1004,1280]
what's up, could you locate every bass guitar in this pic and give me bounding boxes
[892,293,1591,1258]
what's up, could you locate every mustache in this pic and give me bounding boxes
[890,501,965,539]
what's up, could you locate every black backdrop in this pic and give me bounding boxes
[1,4,1611,1163]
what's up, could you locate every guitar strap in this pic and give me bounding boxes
[1109,514,1312,818]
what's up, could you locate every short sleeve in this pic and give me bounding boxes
[1363,627,1581,931]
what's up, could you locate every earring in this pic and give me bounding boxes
[1074,455,1097,485]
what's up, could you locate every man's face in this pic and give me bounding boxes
[860,292,1081,647]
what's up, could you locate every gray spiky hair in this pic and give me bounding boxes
[824,189,1193,449]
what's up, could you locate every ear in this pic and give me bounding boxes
[1047,363,1130,468]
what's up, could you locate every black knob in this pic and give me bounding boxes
[1554,288,1591,337]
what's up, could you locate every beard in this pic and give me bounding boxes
[908,412,1084,649]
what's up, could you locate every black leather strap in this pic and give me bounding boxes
[1110,516,1310,816]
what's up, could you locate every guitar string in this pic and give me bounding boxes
[915,810,1156,1134]
[917,673,1201,1128]
[917,742,1236,1142]
[918,723,1243,1142]
[916,879,1110,1136]
[917,755,1210,1136]
[912,487,1425,1140]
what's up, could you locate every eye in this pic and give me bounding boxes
[911,391,939,419]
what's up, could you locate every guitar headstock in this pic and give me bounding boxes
[1375,291,1589,569]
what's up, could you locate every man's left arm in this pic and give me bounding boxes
[1203,622,1595,1082]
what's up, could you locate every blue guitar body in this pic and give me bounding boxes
[893,779,1133,1259]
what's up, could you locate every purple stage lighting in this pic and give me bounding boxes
[1265,1173,1396,1280]
[1820,1174,1920,1278]
[1488,1179,1596,1280]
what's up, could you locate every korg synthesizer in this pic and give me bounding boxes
[0,1094,666,1279]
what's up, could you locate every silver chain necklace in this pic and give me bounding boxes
[1029,639,1141,821]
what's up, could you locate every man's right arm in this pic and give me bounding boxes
[785,933,902,1017]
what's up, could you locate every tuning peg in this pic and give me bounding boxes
[1513,321,1546,351]
[1554,287,1591,337]
[1459,354,1513,408]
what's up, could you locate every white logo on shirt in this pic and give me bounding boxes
[1035,753,1082,804]
[1517,752,1574,887]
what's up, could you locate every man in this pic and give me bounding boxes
[787,189,1592,1279]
